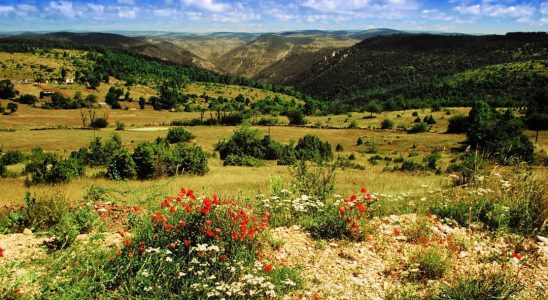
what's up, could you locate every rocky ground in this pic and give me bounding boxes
[1,213,547,299]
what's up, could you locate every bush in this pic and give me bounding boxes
[115,121,125,131]
[1,149,25,165]
[295,135,333,162]
[132,141,209,179]
[348,120,359,128]
[467,102,534,163]
[5,192,68,232]
[405,246,451,281]
[104,188,299,299]
[408,122,429,133]
[335,144,344,152]
[434,269,523,300]
[24,149,85,185]
[106,149,137,180]
[18,94,38,105]
[287,109,307,125]
[51,205,99,249]
[166,127,195,144]
[424,115,436,125]
[447,114,468,133]
[215,127,284,165]
[91,117,108,128]
[381,119,394,129]
[305,188,375,240]
[6,102,18,113]
[256,116,279,126]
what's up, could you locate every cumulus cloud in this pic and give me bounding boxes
[182,0,231,13]
[0,5,15,14]
[453,1,535,18]
[117,7,138,19]
[46,1,80,18]
[118,0,135,5]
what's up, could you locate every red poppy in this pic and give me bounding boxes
[184,239,191,247]
[220,255,227,262]
[0,246,4,257]
[263,264,273,272]
[168,243,176,249]
[137,246,145,253]
[356,202,367,211]
[361,187,367,194]
[232,231,238,240]
[393,229,401,236]
[164,224,172,231]
[169,206,176,214]
[117,229,125,237]
[124,239,131,248]
[185,205,192,214]
[128,251,134,258]
[511,251,522,260]
[339,207,346,214]
[133,205,142,214]
[207,229,214,237]
[179,220,187,227]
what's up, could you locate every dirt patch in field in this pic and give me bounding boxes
[128,127,169,132]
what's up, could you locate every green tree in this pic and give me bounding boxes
[287,109,307,125]
[365,100,382,117]
[7,102,18,114]
[0,79,17,99]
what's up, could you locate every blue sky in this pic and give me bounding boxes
[0,0,546,33]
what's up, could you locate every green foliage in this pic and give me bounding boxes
[294,135,333,162]
[467,102,533,163]
[91,117,108,128]
[132,141,209,179]
[6,102,18,113]
[447,114,468,134]
[434,270,523,300]
[166,127,195,144]
[0,79,17,99]
[256,116,279,126]
[365,100,382,117]
[24,148,85,185]
[5,192,67,232]
[381,118,394,129]
[287,109,307,125]
[335,144,344,152]
[44,93,96,109]
[423,115,436,125]
[115,121,125,131]
[0,149,24,165]
[18,94,38,105]
[405,246,451,281]
[290,160,336,202]
[106,149,137,180]
[51,205,99,249]
[215,127,285,165]
[408,122,429,133]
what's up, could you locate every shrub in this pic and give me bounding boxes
[348,120,359,128]
[106,149,137,180]
[215,127,284,165]
[348,153,356,160]
[335,144,344,152]
[357,137,364,145]
[256,116,278,126]
[287,109,307,125]
[91,117,108,128]
[166,127,195,144]
[295,135,333,162]
[467,102,534,163]
[51,205,99,249]
[1,150,25,165]
[18,94,38,105]
[6,192,67,232]
[305,188,375,240]
[434,269,523,300]
[447,114,468,134]
[115,121,125,131]
[6,102,18,113]
[0,159,5,177]
[405,246,451,281]
[381,119,394,129]
[424,115,436,125]
[412,111,419,117]
[170,143,209,175]
[408,122,429,133]
[24,149,85,185]
[104,188,299,299]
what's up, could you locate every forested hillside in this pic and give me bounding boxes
[294,32,548,111]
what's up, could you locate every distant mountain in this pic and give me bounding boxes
[293,32,548,108]
[213,34,359,81]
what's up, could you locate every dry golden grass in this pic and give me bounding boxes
[0,49,89,80]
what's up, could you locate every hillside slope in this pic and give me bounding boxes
[294,32,548,107]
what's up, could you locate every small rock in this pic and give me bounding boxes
[97,208,107,214]
[395,236,408,242]
[458,251,468,258]
[23,228,32,236]
[537,236,548,246]
[329,242,339,248]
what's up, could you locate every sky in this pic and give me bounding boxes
[0,0,546,34]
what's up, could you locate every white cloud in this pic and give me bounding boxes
[117,7,138,19]
[0,5,15,14]
[182,0,231,13]
[453,1,535,18]
[117,0,135,5]
[46,1,79,18]
[153,9,175,17]
[87,4,105,14]
[17,4,38,12]
[541,2,548,15]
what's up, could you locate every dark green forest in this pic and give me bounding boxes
[294,32,548,112]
